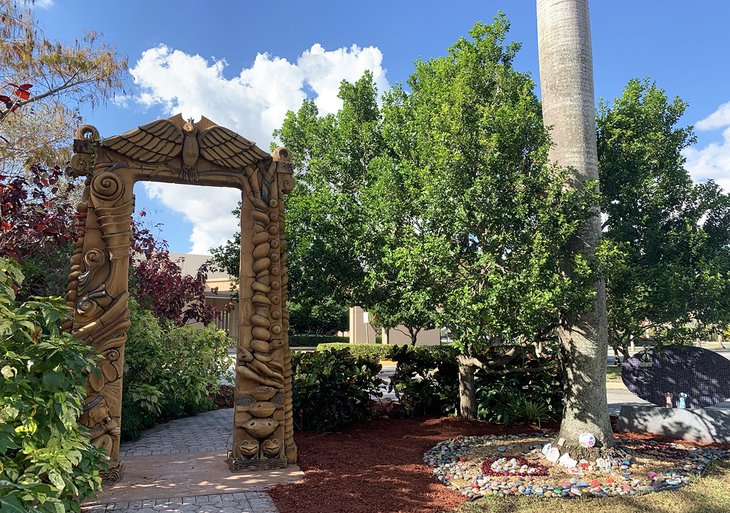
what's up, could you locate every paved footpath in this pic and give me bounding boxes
[83,491,278,513]
[82,409,297,513]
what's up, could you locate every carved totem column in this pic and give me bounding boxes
[66,125,134,480]
[231,147,296,469]
[66,115,297,477]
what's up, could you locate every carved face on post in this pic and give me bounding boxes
[66,114,297,478]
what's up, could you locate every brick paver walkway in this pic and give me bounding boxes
[120,408,232,457]
[83,409,285,513]
[84,491,278,512]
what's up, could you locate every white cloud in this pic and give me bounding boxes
[34,0,54,9]
[143,183,241,254]
[298,44,389,114]
[696,101,730,131]
[684,126,730,193]
[684,102,730,194]
[129,43,388,148]
[128,43,388,253]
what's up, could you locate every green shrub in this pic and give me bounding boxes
[289,334,349,347]
[386,343,562,423]
[316,342,393,360]
[158,324,232,418]
[292,348,383,432]
[388,345,460,416]
[476,366,562,425]
[121,299,233,440]
[0,258,104,512]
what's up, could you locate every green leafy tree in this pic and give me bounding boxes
[380,16,596,416]
[274,75,381,324]
[598,78,730,360]
[0,258,104,512]
[383,17,596,349]
[211,74,401,335]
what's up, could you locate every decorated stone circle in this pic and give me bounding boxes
[424,433,729,499]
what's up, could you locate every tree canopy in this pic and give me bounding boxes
[598,78,730,359]
[211,17,597,347]
[375,18,596,352]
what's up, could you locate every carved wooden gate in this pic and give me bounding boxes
[65,114,296,478]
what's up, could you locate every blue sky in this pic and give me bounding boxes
[35,1,730,254]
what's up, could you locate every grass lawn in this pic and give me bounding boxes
[454,459,730,513]
[606,365,623,383]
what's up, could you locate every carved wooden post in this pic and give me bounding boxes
[230,148,296,469]
[67,125,134,481]
[66,114,298,478]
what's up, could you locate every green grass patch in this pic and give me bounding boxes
[606,366,623,383]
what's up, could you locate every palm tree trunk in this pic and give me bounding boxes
[536,0,613,449]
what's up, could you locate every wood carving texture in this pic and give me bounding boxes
[66,115,296,475]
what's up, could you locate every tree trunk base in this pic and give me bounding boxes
[551,442,630,463]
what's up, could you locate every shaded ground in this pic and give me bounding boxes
[269,417,557,513]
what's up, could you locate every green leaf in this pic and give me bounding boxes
[0,495,27,513]
[41,371,67,391]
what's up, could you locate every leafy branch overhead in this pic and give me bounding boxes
[0,0,127,169]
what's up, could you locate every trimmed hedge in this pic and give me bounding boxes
[388,345,461,416]
[292,348,383,432]
[316,342,394,360]
[289,334,349,347]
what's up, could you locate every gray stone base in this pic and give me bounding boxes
[616,404,730,443]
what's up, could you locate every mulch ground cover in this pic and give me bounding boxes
[269,417,730,513]
[269,417,557,513]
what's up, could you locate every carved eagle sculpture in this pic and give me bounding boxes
[102,114,270,181]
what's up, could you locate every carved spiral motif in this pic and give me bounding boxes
[84,248,106,266]
[70,154,89,175]
[91,173,125,202]
[77,298,96,313]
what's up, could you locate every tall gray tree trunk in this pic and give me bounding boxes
[536,0,613,448]
[457,355,476,419]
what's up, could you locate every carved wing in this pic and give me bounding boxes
[102,119,183,163]
[198,126,270,168]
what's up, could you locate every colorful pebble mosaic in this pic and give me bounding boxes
[423,433,729,499]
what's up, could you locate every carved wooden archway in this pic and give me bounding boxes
[65,114,296,478]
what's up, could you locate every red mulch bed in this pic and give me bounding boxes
[269,417,557,513]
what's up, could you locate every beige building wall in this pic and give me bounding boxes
[349,306,378,344]
[382,327,441,346]
[348,307,442,346]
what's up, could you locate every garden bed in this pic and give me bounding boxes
[269,417,554,513]
[269,417,730,513]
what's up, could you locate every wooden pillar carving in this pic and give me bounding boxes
[66,115,297,478]
[230,147,295,469]
[66,125,134,481]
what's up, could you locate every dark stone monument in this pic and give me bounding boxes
[618,345,730,442]
[621,345,730,408]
